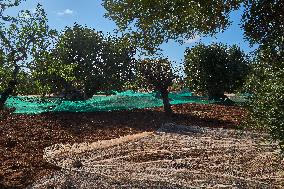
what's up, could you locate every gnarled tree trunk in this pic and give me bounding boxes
[207,83,226,101]
[0,65,19,110]
[160,88,173,115]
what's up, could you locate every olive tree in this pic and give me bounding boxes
[137,58,175,114]
[245,49,284,138]
[103,0,242,53]
[0,2,57,109]
[184,43,249,100]
[34,24,134,99]
[242,0,284,150]
[0,65,37,95]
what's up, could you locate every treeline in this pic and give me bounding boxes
[103,0,284,151]
[0,24,250,114]
[0,1,283,150]
[0,3,250,114]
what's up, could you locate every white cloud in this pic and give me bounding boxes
[183,35,201,44]
[57,9,74,16]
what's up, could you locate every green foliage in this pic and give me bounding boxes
[137,58,175,114]
[32,52,78,96]
[0,0,23,18]
[0,66,36,95]
[137,58,175,91]
[0,49,37,95]
[184,43,249,100]
[0,2,57,108]
[0,4,57,66]
[245,48,284,150]
[170,76,185,92]
[103,0,242,53]
[241,0,284,151]
[0,63,12,92]
[34,24,134,98]
[242,0,284,49]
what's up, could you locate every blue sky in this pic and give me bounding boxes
[6,0,256,71]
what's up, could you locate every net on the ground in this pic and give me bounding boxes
[5,90,208,114]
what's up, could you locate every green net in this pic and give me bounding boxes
[4,90,209,114]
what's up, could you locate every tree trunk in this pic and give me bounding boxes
[160,89,173,115]
[0,65,19,110]
[207,86,226,101]
[207,87,235,105]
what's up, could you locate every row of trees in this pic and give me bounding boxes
[32,24,135,99]
[1,1,283,150]
[0,1,255,108]
[1,25,249,114]
[0,1,249,114]
[0,1,177,113]
[102,0,284,150]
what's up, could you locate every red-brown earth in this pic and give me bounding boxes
[0,103,248,188]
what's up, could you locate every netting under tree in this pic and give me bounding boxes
[4,90,209,114]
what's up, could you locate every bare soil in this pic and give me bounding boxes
[0,103,268,188]
[33,124,284,188]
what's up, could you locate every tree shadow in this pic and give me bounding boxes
[41,107,238,139]
[171,112,237,129]
[0,106,242,188]
[41,109,170,138]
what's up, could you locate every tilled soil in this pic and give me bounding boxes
[32,124,284,189]
[0,103,258,188]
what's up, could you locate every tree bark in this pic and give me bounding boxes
[0,65,19,110]
[160,88,173,115]
[207,86,226,101]
[207,87,235,105]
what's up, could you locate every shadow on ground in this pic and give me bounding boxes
[0,103,247,188]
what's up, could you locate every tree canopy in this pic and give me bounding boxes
[245,48,284,150]
[34,24,135,99]
[103,0,242,52]
[137,58,175,114]
[242,0,284,150]
[184,43,249,100]
[242,0,284,49]
[0,2,57,108]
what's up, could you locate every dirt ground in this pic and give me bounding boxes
[32,124,284,188]
[0,103,272,188]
